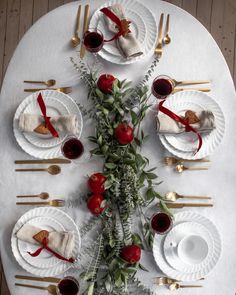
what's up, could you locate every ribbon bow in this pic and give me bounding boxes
[159,100,202,154]
[37,93,59,138]
[27,237,74,263]
[100,7,131,42]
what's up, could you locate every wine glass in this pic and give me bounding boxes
[61,136,86,163]
[150,211,173,235]
[83,28,104,53]
[151,75,175,100]
[56,276,79,295]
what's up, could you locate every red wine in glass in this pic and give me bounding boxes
[61,137,84,160]
[151,212,173,234]
[152,75,174,99]
[84,29,104,53]
[57,277,79,295]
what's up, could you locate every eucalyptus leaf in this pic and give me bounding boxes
[159,200,173,217]
[105,163,117,169]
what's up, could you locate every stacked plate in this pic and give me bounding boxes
[157,91,225,160]
[13,90,83,159]
[153,211,221,281]
[11,207,81,276]
[89,0,157,64]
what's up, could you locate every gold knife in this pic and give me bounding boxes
[15,159,71,164]
[154,13,164,57]
[157,202,213,208]
[15,275,60,283]
[80,4,90,59]
[173,88,211,93]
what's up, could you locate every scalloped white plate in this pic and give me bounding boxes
[11,207,81,276]
[89,0,157,64]
[158,91,225,159]
[13,90,83,159]
[153,211,221,281]
[164,222,214,273]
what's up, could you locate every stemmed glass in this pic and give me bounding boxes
[61,136,85,163]
[56,276,79,295]
[150,211,173,235]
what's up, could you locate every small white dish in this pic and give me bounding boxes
[177,234,208,265]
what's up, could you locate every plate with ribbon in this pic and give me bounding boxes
[11,207,81,276]
[89,0,157,64]
[157,91,225,159]
[13,90,83,159]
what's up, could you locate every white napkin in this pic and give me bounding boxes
[18,114,79,135]
[103,4,143,58]
[156,110,216,134]
[16,223,75,259]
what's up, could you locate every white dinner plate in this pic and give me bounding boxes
[89,0,157,64]
[18,216,65,269]
[158,91,225,159]
[152,211,221,281]
[164,222,214,273]
[11,207,81,276]
[13,90,83,159]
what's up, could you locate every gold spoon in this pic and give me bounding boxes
[169,282,203,291]
[163,14,171,44]
[165,191,211,202]
[24,79,56,87]
[71,4,82,47]
[15,283,57,295]
[16,192,49,200]
[15,165,61,175]
[175,164,208,173]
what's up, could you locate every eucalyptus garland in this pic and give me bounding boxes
[71,56,169,295]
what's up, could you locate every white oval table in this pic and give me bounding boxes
[0,1,236,294]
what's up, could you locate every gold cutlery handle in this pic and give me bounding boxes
[15,159,71,164]
[80,4,90,58]
[173,88,211,93]
[16,201,49,205]
[177,80,210,86]
[15,283,47,290]
[180,285,203,288]
[24,88,58,92]
[16,195,38,198]
[15,275,60,283]
[181,196,211,199]
[15,168,46,172]
[183,203,213,207]
[184,159,210,162]
[165,14,170,36]
[158,13,164,43]
[76,5,82,34]
[187,168,208,171]
[24,80,45,84]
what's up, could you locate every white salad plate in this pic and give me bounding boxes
[13,90,83,159]
[163,222,214,273]
[152,211,221,281]
[11,207,81,276]
[89,0,157,64]
[158,91,225,159]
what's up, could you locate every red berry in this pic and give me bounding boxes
[120,245,141,264]
[114,123,134,145]
[87,194,104,216]
[88,173,106,194]
[97,74,116,94]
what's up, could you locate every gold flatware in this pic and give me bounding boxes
[15,158,71,164]
[163,14,171,44]
[71,4,82,47]
[24,79,56,87]
[16,199,65,207]
[165,192,211,202]
[24,87,72,94]
[169,282,203,291]
[173,87,211,93]
[171,79,210,87]
[15,275,60,283]
[15,165,61,175]
[16,192,49,200]
[155,13,164,57]
[154,277,178,285]
[157,202,213,208]
[164,157,210,166]
[176,164,208,173]
[80,4,90,59]
[15,283,57,295]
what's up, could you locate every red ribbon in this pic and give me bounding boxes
[159,100,202,153]
[37,93,59,138]
[100,7,131,42]
[28,237,74,263]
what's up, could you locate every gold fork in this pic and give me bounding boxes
[155,13,164,57]
[15,283,57,295]
[164,157,210,166]
[16,199,65,207]
[24,87,72,94]
[153,277,178,285]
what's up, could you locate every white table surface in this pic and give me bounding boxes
[0,0,236,294]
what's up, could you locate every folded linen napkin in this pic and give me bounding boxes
[102,4,143,58]
[16,223,74,259]
[156,110,216,134]
[18,114,79,135]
